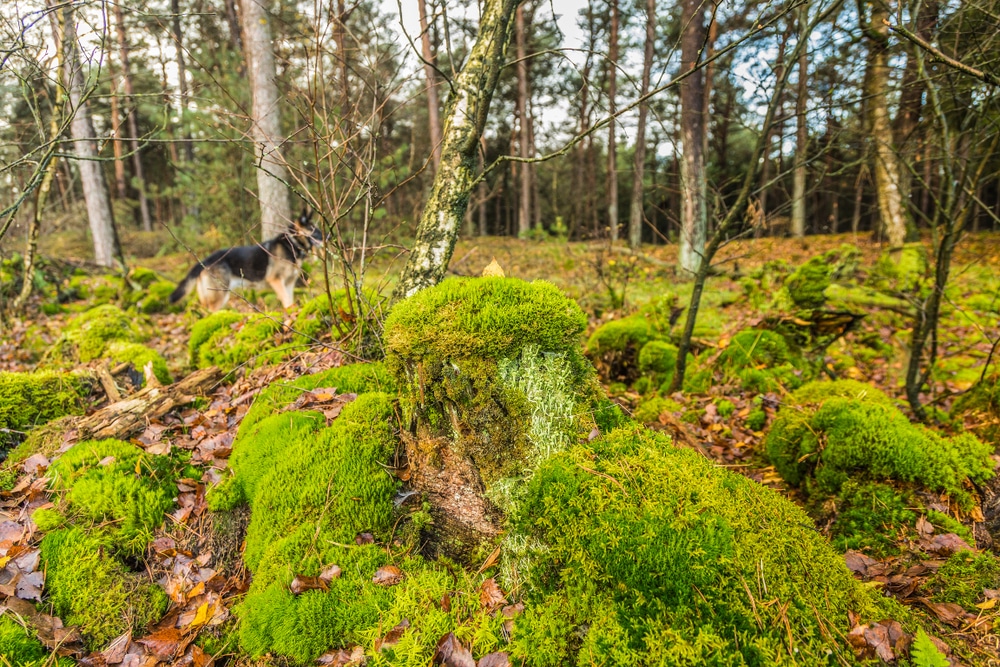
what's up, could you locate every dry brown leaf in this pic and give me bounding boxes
[102,633,132,664]
[355,532,375,545]
[432,632,475,667]
[317,646,366,666]
[136,626,189,660]
[844,551,878,576]
[319,564,342,583]
[918,598,969,627]
[478,652,511,667]
[479,578,507,612]
[290,575,329,595]
[372,566,403,587]
[926,533,972,556]
[375,618,410,651]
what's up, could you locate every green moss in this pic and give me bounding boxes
[293,289,387,342]
[232,394,403,660]
[925,510,973,544]
[40,527,170,649]
[952,369,1000,444]
[766,381,994,504]
[63,274,120,306]
[827,482,916,556]
[716,329,807,393]
[0,615,73,667]
[239,362,396,434]
[189,310,245,366]
[47,439,179,555]
[586,315,654,357]
[745,407,767,431]
[871,243,929,293]
[0,371,89,445]
[633,396,669,423]
[716,399,735,418]
[54,304,142,363]
[104,342,172,385]
[638,340,678,384]
[137,280,181,314]
[928,551,1000,610]
[783,256,832,310]
[508,426,896,666]
[190,311,287,370]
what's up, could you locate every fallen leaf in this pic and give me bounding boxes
[103,632,132,664]
[376,618,410,651]
[432,632,475,667]
[317,646,366,666]
[290,575,329,595]
[918,598,969,627]
[975,598,997,610]
[136,626,188,660]
[844,551,878,576]
[22,454,50,475]
[478,652,511,667]
[319,564,342,583]
[479,578,507,612]
[372,566,403,587]
[355,532,375,545]
[863,623,895,662]
[15,570,44,601]
[926,533,972,557]
[916,515,934,536]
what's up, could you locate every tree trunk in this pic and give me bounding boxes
[760,21,792,225]
[678,0,707,275]
[108,61,128,201]
[113,3,153,232]
[391,0,520,301]
[515,5,532,235]
[628,0,655,249]
[791,2,809,238]
[419,0,443,171]
[239,0,291,240]
[171,0,194,163]
[606,0,619,242]
[863,0,908,248]
[58,1,122,268]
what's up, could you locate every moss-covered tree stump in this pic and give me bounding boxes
[383,277,613,557]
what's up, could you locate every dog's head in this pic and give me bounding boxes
[291,209,325,249]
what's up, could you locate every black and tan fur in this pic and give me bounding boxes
[170,210,323,311]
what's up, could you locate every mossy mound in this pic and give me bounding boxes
[766,381,994,504]
[715,329,808,392]
[104,341,172,384]
[51,304,142,362]
[189,310,291,370]
[293,289,386,341]
[34,439,179,648]
[507,426,898,665]
[0,371,89,447]
[134,280,181,314]
[40,526,170,650]
[0,615,73,667]
[238,362,396,434]
[870,243,929,294]
[385,277,598,489]
[825,481,917,556]
[228,393,401,659]
[45,438,180,554]
[782,255,832,310]
[62,273,120,307]
[928,550,1000,610]
[637,340,678,390]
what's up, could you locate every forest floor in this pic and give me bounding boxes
[1,231,999,666]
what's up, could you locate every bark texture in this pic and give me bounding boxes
[59,2,122,268]
[627,0,655,249]
[114,2,153,231]
[391,0,520,302]
[678,0,707,275]
[240,0,291,240]
[515,5,533,236]
[864,0,908,248]
[791,2,809,238]
[606,0,620,241]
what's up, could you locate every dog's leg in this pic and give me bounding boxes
[269,276,295,309]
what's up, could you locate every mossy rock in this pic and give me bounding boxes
[0,615,74,667]
[782,255,832,310]
[136,280,181,314]
[104,341,172,385]
[61,273,121,307]
[766,380,994,504]
[585,315,657,384]
[825,481,918,556]
[0,371,90,448]
[716,329,808,393]
[39,526,170,650]
[507,425,902,665]
[637,339,678,387]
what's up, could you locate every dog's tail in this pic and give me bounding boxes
[169,264,204,304]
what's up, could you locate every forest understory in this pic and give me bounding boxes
[0,231,998,667]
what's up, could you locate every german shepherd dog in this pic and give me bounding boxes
[170,210,324,311]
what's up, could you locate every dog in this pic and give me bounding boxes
[170,210,324,311]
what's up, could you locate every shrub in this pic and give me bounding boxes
[766,381,994,504]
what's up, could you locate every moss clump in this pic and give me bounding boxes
[104,342,172,385]
[745,407,767,431]
[51,304,143,363]
[40,527,170,649]
[231,394,404,660]
[928,551,1000,610]
[0,371,89,445]
[292,289,387,342]
[826,481,917,556]
[952,369,1000,444]
[783,256,832,310]
[46,438,179,555]
[386,278,597,488]
[870,243,928,293]
[716,329,807,392]
[239,362,396,434]
[766,381,994,503]
[189,311,290,370]
[137,280,181,314]
[638,340,677,383]
[508,426,896,666]
[0,615,73,667]
[63,273,120,306]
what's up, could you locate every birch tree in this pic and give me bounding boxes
[240,0,291,240]
[392,0,520,301]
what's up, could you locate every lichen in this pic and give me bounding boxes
[507,425,899,666]
[766,380,994,504]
